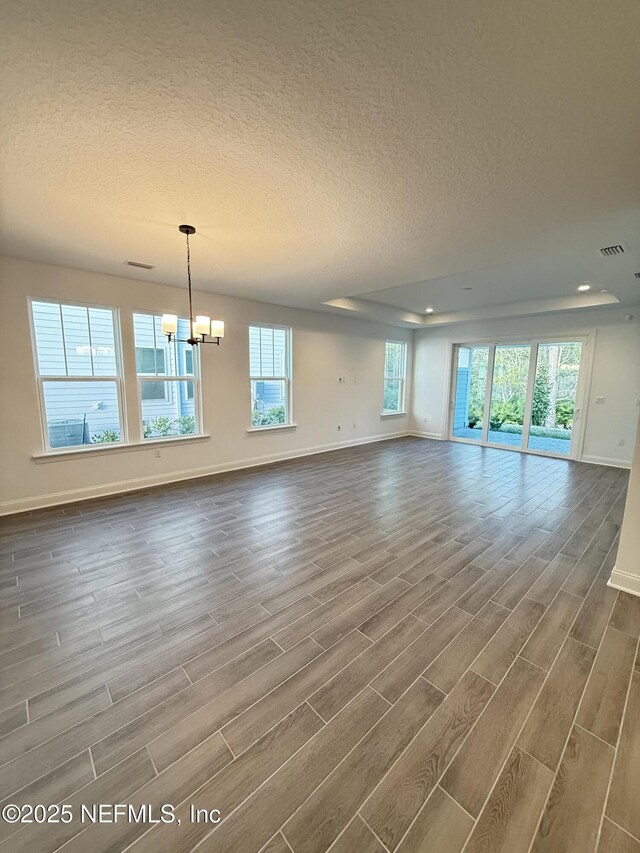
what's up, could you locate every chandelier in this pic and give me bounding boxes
[161,225,225,346]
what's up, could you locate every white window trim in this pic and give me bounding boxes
[383,340,407,415]
[248,323,293,428]
[32,432,211,462]
[29,298,128,453]
[132,311,203,440]
[246,422,298,433]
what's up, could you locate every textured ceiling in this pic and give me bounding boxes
[1,0,639,324]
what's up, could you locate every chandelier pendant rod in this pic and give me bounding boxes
[162,224,224,347]
[186,231,195,341]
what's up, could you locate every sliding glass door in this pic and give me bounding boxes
[450,339,584,458]
[451,345,489,441]
[488,345,531,449]
[526,342,582,455]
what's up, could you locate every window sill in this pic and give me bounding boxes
[381,411,408,418]
[246,423,298,434]
[32,433,211,462]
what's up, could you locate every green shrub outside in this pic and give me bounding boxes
[252,405,286,427]
[555,400,574,429]
[141,415,196,438]
[91,429,120,443]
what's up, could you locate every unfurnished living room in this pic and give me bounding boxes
[1,2,640,852]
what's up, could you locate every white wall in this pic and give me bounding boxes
[0,256,412,513]
[412,309,640,467]
[3,254,638,515]
[609,415,640,597]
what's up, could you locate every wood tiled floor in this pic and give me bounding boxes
[0,437,639,853]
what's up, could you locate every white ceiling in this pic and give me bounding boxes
[1,0,639,326]
[355,250,638,322]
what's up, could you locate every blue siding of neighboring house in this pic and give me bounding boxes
[42,381,122,446]
[453,366,471,431]
[254,381,285,407]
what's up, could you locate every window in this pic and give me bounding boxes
[141,382,169,401]
[249,325,292,427]
[30,300,124,449]
[135,346,166,375]
[383,341,407,413]
[133,313,201,439]
[135,347,169,400]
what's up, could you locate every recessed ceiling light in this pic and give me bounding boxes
[425,307,435,314]
[577,283,591,292]
[600,288,609,293]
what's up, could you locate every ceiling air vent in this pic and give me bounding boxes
[635,272,640,279]
[599,244,625,257]
[125,260,155,270]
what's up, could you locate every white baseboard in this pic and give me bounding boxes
[0,431,410,516]
[412,437,632,469]
[608,567,640,598]
[580,454,632,470]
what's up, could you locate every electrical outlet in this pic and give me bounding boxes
[595,396,605,404]
[423,417,428,424]
[337,424,341,431]
[352,423,357,429]
[155,448,162,458]
[618,438,625,446]
[338,377,345,384]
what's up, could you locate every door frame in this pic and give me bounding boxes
[447,332,593,461]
